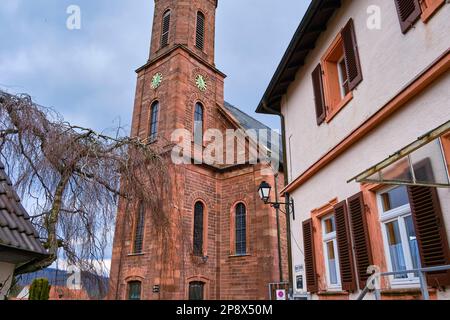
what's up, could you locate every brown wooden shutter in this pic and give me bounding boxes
[347,192,373,289]
[394,0,422,34]
[303,219,318,293]
[334,201,357,292]
[311,64,326,125]
[408,186,450,287]
[341,19,363,91]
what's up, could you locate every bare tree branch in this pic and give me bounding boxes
[0,91,169,278]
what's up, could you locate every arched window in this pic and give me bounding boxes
[127,281,142,300]
[161,10,171,47]
[194,103,204,146]
[189,281,205,300]
[193,201,204,256]
[235,203,247,255]
[133,203,145,254]
[196,12,205,50]
[149,101,159,141]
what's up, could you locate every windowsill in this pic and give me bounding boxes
[421,0,445,23]
[389,280,421,290]
[128,253,145,257]
[381,287,435,297]
[317,290,348,296]
[326,92,353,123]
[229,254,251,258]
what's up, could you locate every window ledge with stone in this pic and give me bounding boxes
[229,254,251,258]
[128,252,146,257]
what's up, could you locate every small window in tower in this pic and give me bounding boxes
[194,103,204,146]
[196,12,205,51]
[193,201,204,256]
[235,203,247,255]
[161,10,171,48]
[149,101,159,142]
[133,203,145,254]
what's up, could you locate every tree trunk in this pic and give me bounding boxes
[15,174,70,275]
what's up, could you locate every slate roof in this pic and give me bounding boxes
[223,101,283,163]
[0,162,47,255]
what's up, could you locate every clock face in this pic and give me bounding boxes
[151,73,163,89]
[195,74,207,92]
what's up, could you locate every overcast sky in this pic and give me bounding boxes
[0,0,310,132]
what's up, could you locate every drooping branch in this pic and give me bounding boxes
[0,90,169,277]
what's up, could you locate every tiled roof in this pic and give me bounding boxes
[0,162,47,255]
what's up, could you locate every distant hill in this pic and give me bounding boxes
[16,268,109,300]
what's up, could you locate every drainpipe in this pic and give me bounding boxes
[262,100,294,299]
[274,173,283,283]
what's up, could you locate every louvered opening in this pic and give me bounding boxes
[341,19,362,90]
[348,193,373,289]
[133,203,145,254]
[397,0,417,21]
[303,219,318,292]
[161,10,171,48]
[311,63,326,125]
[334,201,356,291]
[196,12,205,50]
[394,0,422,33]
[408,186,450,285]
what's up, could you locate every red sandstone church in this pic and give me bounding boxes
[108,0,287,300]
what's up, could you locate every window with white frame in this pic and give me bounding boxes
[378,186,421,287]
[322,214,341,290]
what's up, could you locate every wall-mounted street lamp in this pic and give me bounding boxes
[258,181,295,219]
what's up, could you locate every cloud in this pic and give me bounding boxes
[0,0,309,131]
[0,0,22,15]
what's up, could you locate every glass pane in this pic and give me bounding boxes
[380,157,412,182]
[235,204,247,255]
[326,241,338,285]
[193,202,204,256]
[404,215,421,277]
[189,282,204,300]
[381,186,409,211]
[323,216,336,234]
[410,140,450,185]
[128,282,141,300]
[385,221,407,279]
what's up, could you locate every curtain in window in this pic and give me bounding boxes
[386,220,407,279]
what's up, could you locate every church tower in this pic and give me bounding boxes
[108,0,288,300]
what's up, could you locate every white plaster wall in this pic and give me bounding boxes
[289,73,450,298]
[283,0,450,181]
[0,262,15,300]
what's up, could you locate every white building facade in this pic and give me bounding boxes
[257,0,450,300]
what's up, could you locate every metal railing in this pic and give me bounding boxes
[357,265,450,300]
